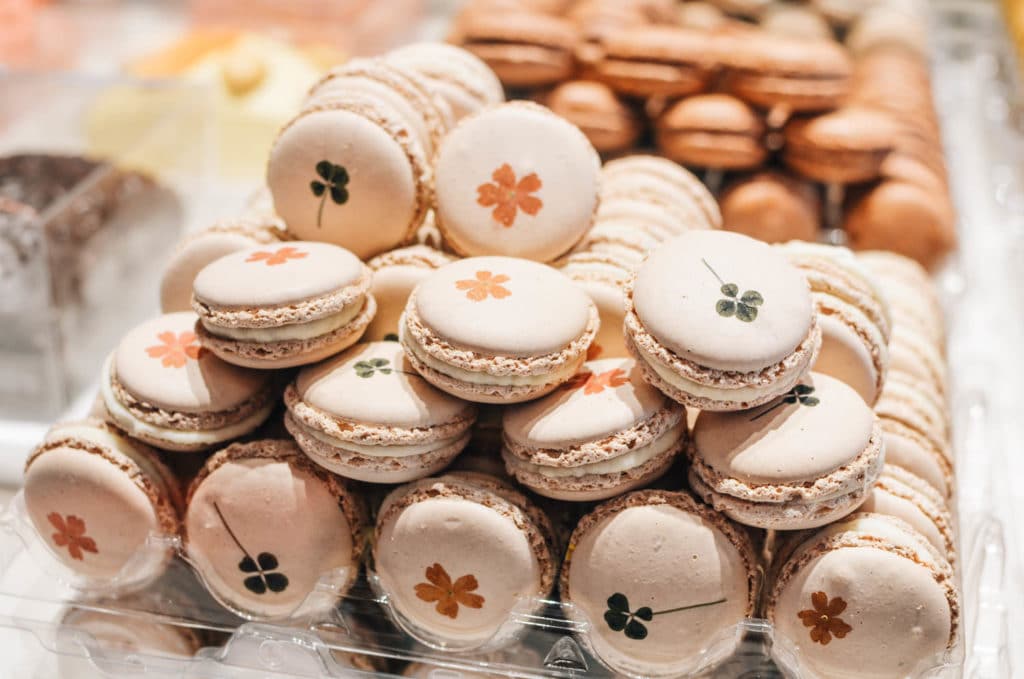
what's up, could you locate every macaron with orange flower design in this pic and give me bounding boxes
[192,241,376,369]
[401,256,599,404]
[502,358,687,501]
[101,312,276,452]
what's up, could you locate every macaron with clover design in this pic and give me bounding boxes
[401,256,599,404]
[625,230,821,411]
[101,312,276,452]
[192,241,376,369]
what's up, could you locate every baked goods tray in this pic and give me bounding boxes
[0,1,1018,678]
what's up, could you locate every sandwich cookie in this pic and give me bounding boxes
[401,256,599,404]
[688,373,883,529]
[561,490,758,678]
[601,155,722,231]
[433,102,601,262]
[625,230,821,411]
[58,607,202,664]
[720,171,821,243]
[386,42,505,123]
[767,513,958,679]
[101,312,276,452]
[372,473,557,649]
[267,94,430,259]
[860,465,956,562]
[588,26,718,99]
[284,342,478,483]
[779,242,891,405]
[656,94,768,170]
[783,108,898,184]
[858,250,945,346]
[760,3,833,40]
[456,10,579,87]
[184,440,367,620]
[887,324,947,395]
[192,242,375,369]
[559,251,633,358]
[24,420,182,587]
[365,245,455,342]
[545,80,642,154]
[502,357,687,501]
[160,216,286,313]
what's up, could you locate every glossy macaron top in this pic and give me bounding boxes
[410,257,595,358]
[294,342,475,430]
[631,231,813,372]
[112,312,270,414]
[693,373,876,486]
[193,242,367,311]
[433,102,600,262]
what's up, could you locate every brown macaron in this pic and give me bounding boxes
[588,26,718,98]
[782,107,898,184]
[720,171,821,243]
[546,80,643,153]
[457,10,579,87]
[656,94,767,169]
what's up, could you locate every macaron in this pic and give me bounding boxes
[876,374,949,442]
[372,473,557,649]
[589,26,718,98]
[457,10,579,87]
[433,102,601,262]
[502,357,687,501]
[386,42,505,123]
[284,341,478,483]
[545,80,642,154]
[624,230,821,411]
[858,250,945,345]
[192,241,376,369]
[101,312,276,452]
[779,242,891,404]
[578,221,662,267]
[767,513,958,679]
[592,196,691,243]
[184,440,367,620]
[877,405,953,501]
[783,108,898,184]
[267,95,429,259]
[707,0,773,19]
[23,420,182,586]
[689,372,883,529]
[860,464,956,562]
[887,324,947,395]
[364,245,455,342]
[720,171,821,243]
[846,4,929,58]
[656,94,768,170]
[559,251,633,358]
[401,256,599,404]
[600,155,722,231]
[160,216,286,314]
[760,3,833,40]
[58,606,202,662]
[676,1,730,30]
[561,490,758,677]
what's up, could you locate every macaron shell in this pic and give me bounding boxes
[720,172,821,244]
[387,43,505,122]
[434,102,600,262]
[811,310,883,405]
[60,608,200,658]
[364,246,454,342]
[860,468,955,560]
[569,278,628,359]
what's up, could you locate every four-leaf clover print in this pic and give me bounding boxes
[213,502,288,597]
[750,384,820,421]
[604,592,726,641]
[702,259,763,323]
[310,160,350,228]
[355,358,393,378]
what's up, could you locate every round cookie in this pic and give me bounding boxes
[433,102,600,262]
[387,42,505,123]
[545,80,642,154]
[24,420,182,587]
[559,251,633,359]
[625,230,821,411]
[365,245,454,342]
[589,26,718,98]
[601,155,722,231]
[101,312,276,452]
[184,440,366,620]
[720,171,821,243]
[689,372,884,530]
[860,465,956,562]
[562,490,758,677]
[401,256,599,404]
[192,242,376,369]
[456,10,579,87]
[761,3,833,40]
[58,607,202,664]
[372,473,557,649]
[267,95,430,259]
[502,358,687,501]
[284,342,478,483]
[783,108,898,184]
[656,94,768,170]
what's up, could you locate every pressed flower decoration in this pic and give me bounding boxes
[246,246,308,267]
[146,331,201,368]
[48,513,98,561]
[355,358,393,378]
[702,259,763,323]
[414,563,485,619]
[476,163,543,227]
[455,271,511,302]
[798,591,852,646]
[213,503,289,595]
[566,368,629,395]
[310,160,350,227]
[604,592,726,640]
[750,384,820,421]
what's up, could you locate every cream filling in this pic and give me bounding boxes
[101,364,274,446]
[202,298,364,342]
[636,343,778,401]
[293,418,462,458]
[404,332,585,387]
[507,421,685,479]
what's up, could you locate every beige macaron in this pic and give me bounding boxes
[364,245,455,342]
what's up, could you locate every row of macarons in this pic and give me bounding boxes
[24,421,957,679]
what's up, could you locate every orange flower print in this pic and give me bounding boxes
[414,563,485,619]
[245,246,308,266]
[145,331,201,368]
[455,271,511,302]
[476,163,543,228]
[798,592,853,646]
[572,368,629,395]
[48,513,98,561]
